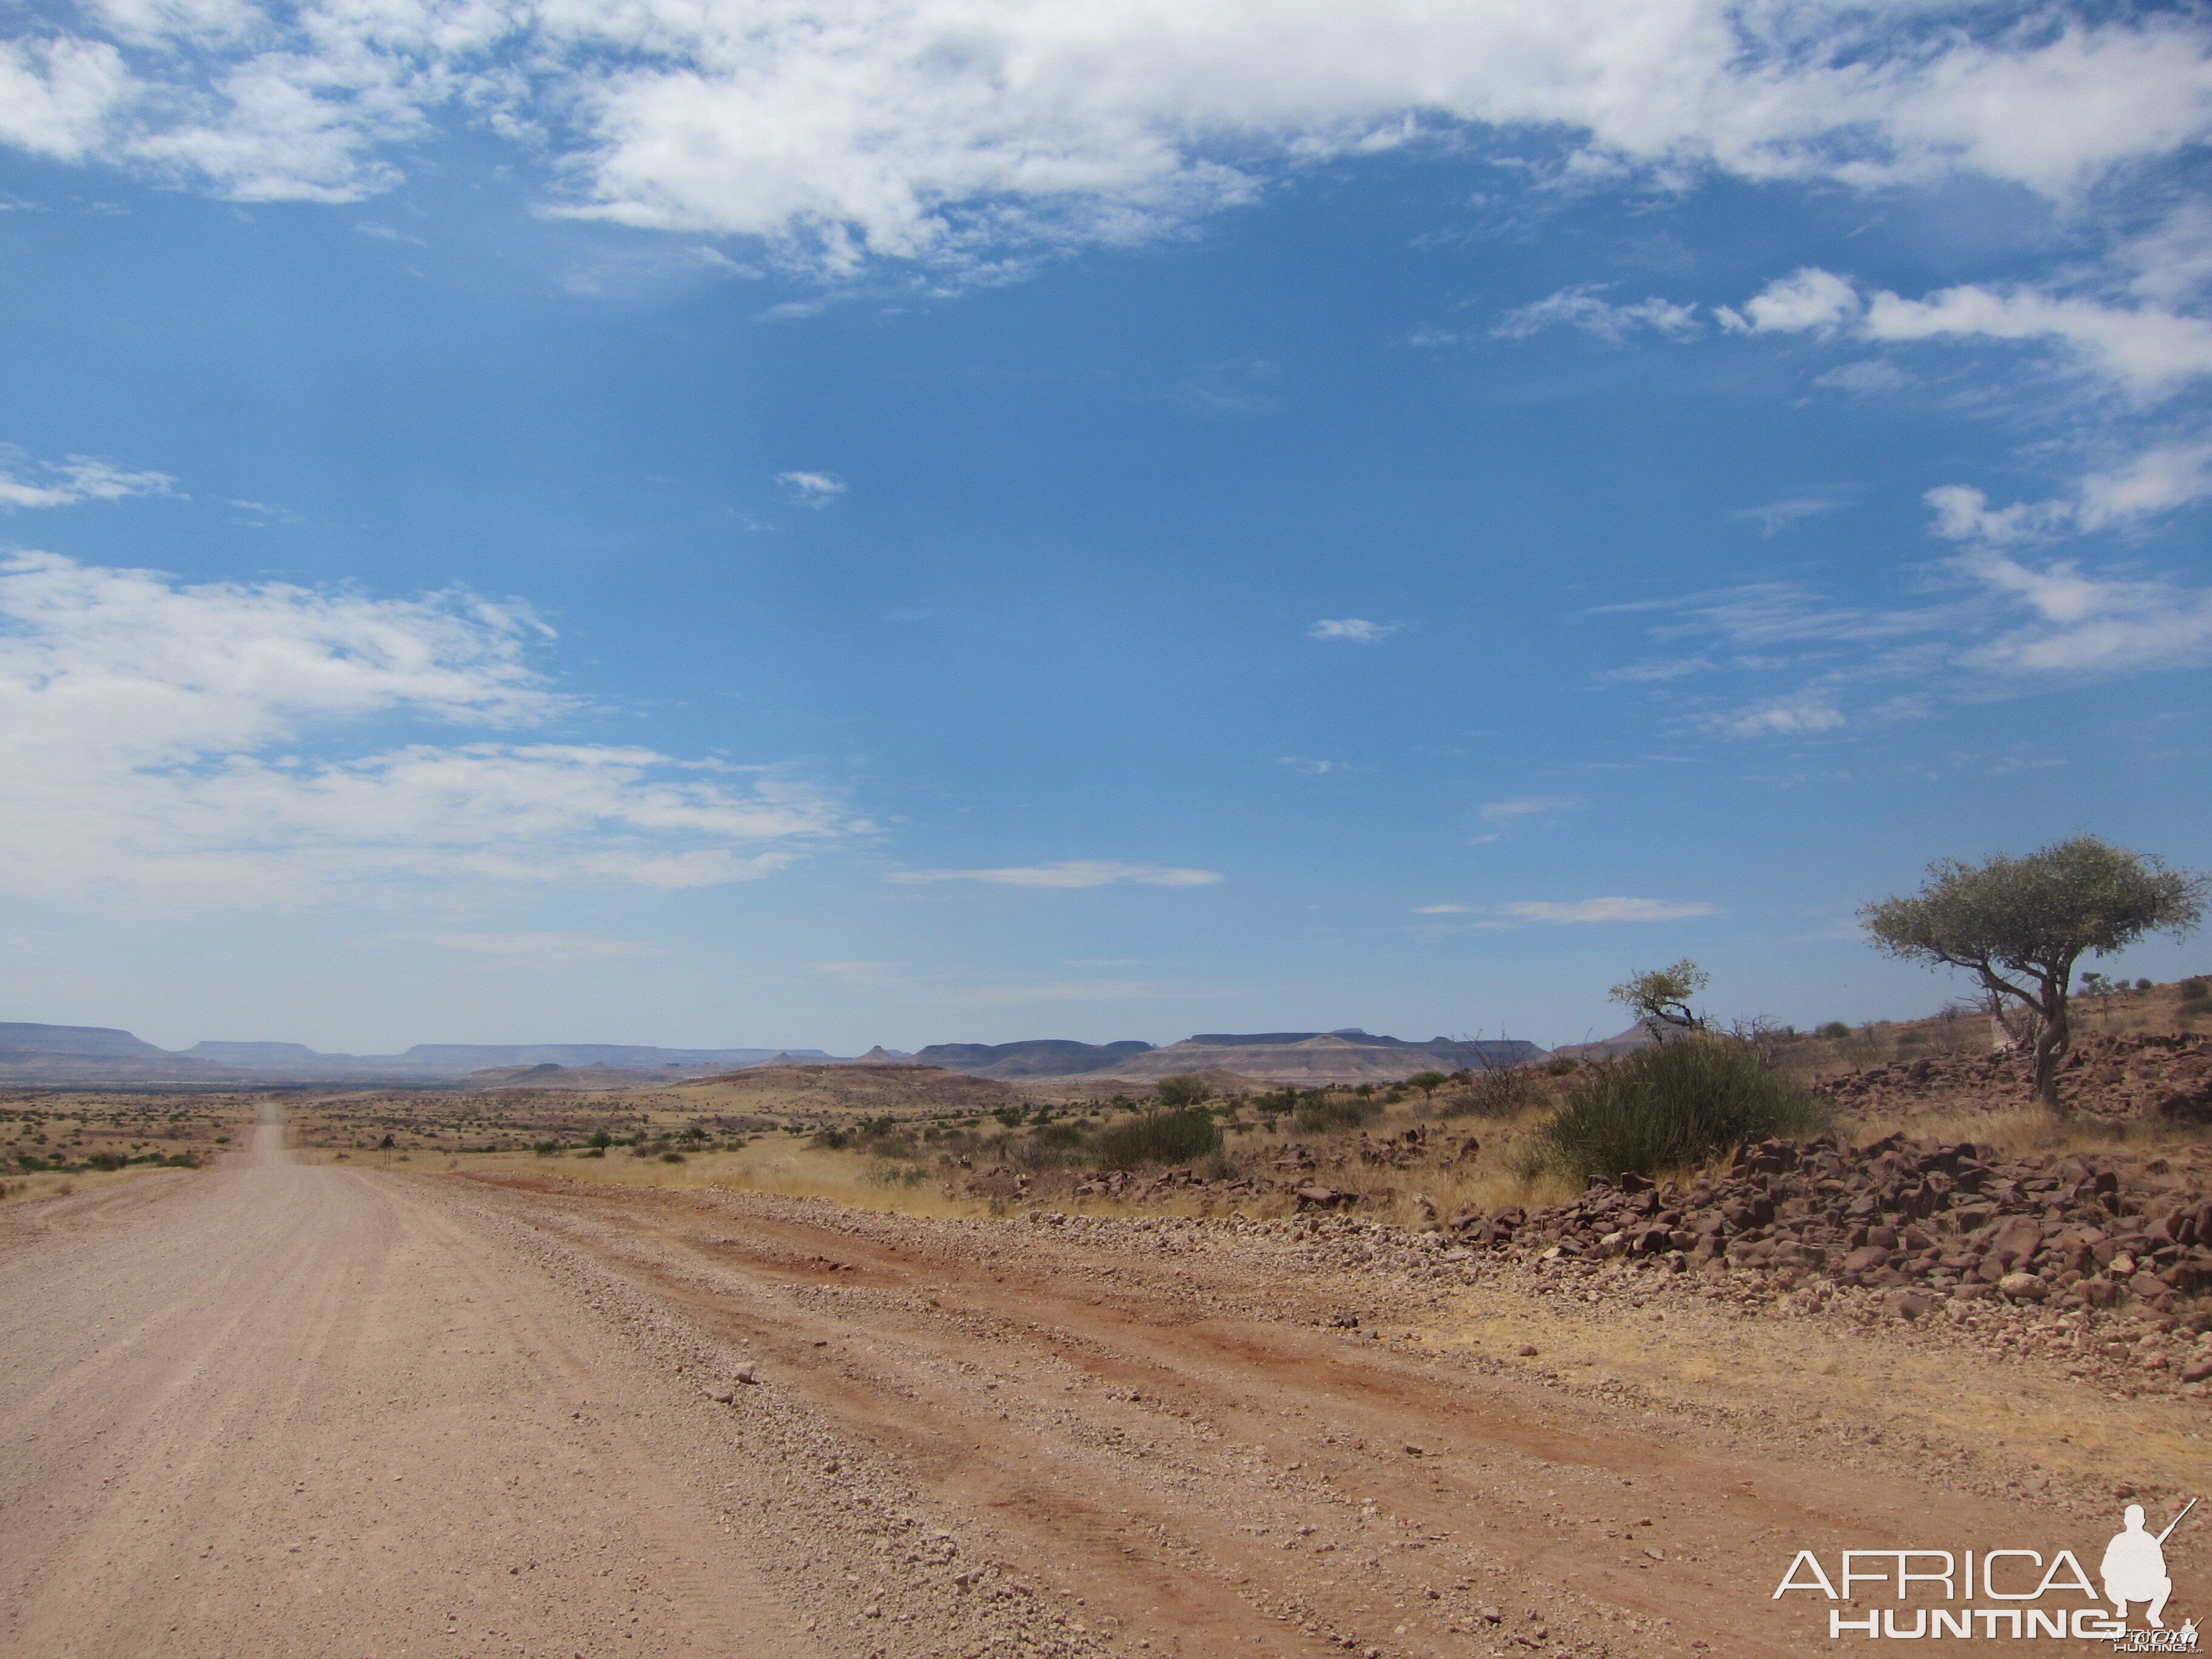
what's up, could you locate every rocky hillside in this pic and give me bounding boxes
[1454,1131,2212,1335]
[1815,1030,2212,1122]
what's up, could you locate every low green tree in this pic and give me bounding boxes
[1609,959,1709,1039]
[1405,1070,1448,1103]
[1155,1074,1212,1108]
[1861,836,2207,1110]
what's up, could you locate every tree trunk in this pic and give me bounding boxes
[2034,991,2071,1113]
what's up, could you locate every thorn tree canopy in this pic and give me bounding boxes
[1609,959,1709,1040]
[1860,836,2207,1110]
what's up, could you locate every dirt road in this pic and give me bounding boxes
[2,1115,2187,1657]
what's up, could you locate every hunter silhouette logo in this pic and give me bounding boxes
[1773,1499,2199,1645]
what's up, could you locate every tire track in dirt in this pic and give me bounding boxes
[457,1172,2111,1657]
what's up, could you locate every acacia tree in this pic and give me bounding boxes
[1860,836,2207,1111]
[1609,959,1709,1040]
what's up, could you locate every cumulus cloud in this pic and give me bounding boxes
[1925,443,2212,548]
[1307,618,1395,643]
[1730,268,2212,403]
[885,860,1221,888]
[1492,285,1699,343]
[778,469,846,504]
[8,4,2212,270]
[1718,266,1858,335]
[0,452,177,509]
[0,551,845,905]
[1503,897,1718,923]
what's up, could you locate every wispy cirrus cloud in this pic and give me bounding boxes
[0,451,176,509]
[1490,284,1700,344]
[1307,618,1395,643]
[1416,896,1718,923]
[885,860,1221,889]
[1479,796,1583,828]
[778,469,846,505]
[1504,897,1717,923]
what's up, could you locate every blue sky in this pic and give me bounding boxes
[2,2,2210,1053]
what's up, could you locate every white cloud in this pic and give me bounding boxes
[778,469,846,504]
[1720,267,1859,335]
[1863,284,2212,401]
[1732,494,1847,535]
[884,860,1221,888]
[1813,359,1914,395]
[1277,756,1343,774]
[1728,269,2212,401]
[1492,285,1699,343]
[0,452,177,509]
[1307,618,1395,643]
[1478,796,1583,826]
[1925,442,2212,547]
[0,551,845,905]
[10,5,2212,270]
[1957,549,2212,675]
[1412,903,1471,914]
[1712,695,1848,738]
[1503,897,1718,923]
[0,37,133,163]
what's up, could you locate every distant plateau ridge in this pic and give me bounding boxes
[0,1021,1560,1088]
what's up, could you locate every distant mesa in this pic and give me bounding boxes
[910,1039,1157,1079]
[1547,1025,1656,1064]
[0,1020,1550,1088]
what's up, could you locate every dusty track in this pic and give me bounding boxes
[2,1114,2186,1657]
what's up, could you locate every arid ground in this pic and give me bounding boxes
[5,1041,2207,1658]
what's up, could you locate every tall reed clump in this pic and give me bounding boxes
[1092,1109,1222,1170]
[1521,1036,1829,1181]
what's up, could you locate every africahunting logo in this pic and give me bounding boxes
[1774,1501,2197,1647]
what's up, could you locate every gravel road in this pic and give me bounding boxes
[1,1110,2162,1657]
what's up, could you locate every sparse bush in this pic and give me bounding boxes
[1292,1094,1379,1134]
[660,1150,686,1164]
[1522,1036,1830,1182]
[1156,1074,1212,1109]
[864,1161,927,1188]
[1093,1109,1221,1170]
[1449,1067,1543,1119]
[1818,1021,1851,1040]
[810,1128,850,1151]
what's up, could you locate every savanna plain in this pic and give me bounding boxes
[5,985,2211,1658]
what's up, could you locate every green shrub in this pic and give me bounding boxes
[532,1141,558,1156]
[1543,1056,1579,1076]
[1523,1036,1830,1181]
[1092,1110,1222,1170]
[1155,1074,1212,1108]
[1292,1094,1380,1134]
[1818,1021,1851,1039]
[660,1150,686,1163]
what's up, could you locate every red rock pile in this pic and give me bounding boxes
[1454,1132,2212,1329]
[1816,1031,2212,1122]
